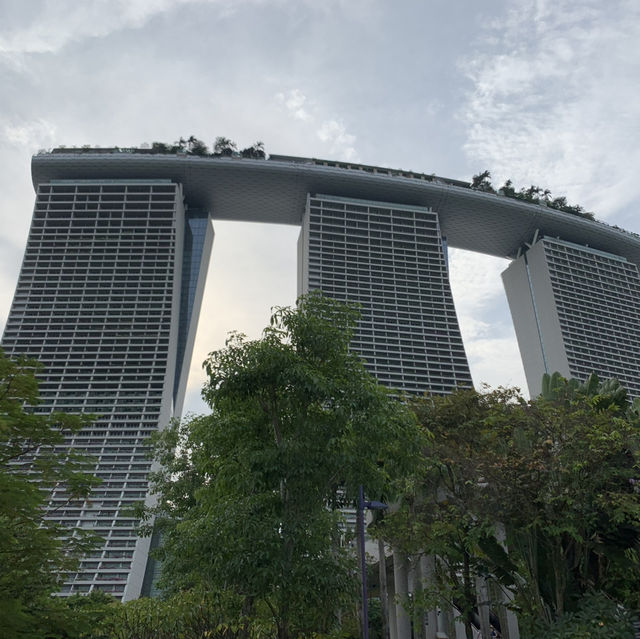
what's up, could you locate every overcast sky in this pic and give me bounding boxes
[1,0,639,415]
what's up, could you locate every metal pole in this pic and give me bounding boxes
[359,485,370,639]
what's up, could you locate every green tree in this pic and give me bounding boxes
[382,382,640,638]
[240,141,266,159]
[150,141,171,153]
[186,135,209,156]
[213,136,237,157]
[174,136,188,152]
[99,589,244,639]
[499,179,516,197]
[0,349,101,638]
[541,370,631,413]
[470,170,495,193]
[381,388,514,639]
[141,293,421,639]
[35,591,120,639]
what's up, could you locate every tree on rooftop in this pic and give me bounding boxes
[470,170,496,193]
[175,137,188,152]
[151,141,171,153]
[499,179,516,197]
[186,135,209,156]
[213,136,237,157]
[240,141,266,159]
[484,172,597,220]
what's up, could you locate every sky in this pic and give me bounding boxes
[1,0,639,415]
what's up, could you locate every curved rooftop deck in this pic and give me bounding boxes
[31,150,640,264]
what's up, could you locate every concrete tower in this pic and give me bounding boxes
[502,236,640,398]
[298,194,471,394]
[2,178,213,599]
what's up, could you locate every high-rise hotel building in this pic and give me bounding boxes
[502,236,640,397]
[298,195,471,394]
[2,175,213,600]
[4,147,640,598]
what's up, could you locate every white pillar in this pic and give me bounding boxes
[494,524,520,639]
[388,569,398,639]
[420,555,439,639]
[379,538,391,639]
[411,556,426,639]
[453,614,467,639]
[496,585,520,639]
[393,549,412,639]
[475,576,491,639]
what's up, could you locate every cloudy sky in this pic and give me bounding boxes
[1,0,639,414]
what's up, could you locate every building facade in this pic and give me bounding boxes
[298,194,471,394]
[502,236,640,398]
[4,148,640,599]
[2,178,213,600]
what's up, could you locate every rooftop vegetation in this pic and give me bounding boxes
[49,136,267,159]
[470,169,595,220]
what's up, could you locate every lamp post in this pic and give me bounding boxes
[358,485,388,639]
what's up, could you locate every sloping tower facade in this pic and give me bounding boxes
[502,236,640,397]
[298,194,471,393]
[2,178,213,599]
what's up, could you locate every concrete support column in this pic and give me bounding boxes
[488,581,519,639]
[393,549,412,639]
[388,567,398,639]
[475,576,491,639]
[378,538,391,639]
[411,556,426,639]
[420,555,438,639]
[502,604,520,639]
[438,605,454,639]
[493,525,520,639]
[453,615,467,639]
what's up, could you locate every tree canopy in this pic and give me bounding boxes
[141,292,422,638]
[380,379,640,638]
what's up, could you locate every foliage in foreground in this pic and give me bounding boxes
[0,349,100,638]
[26,590,246,639]
[45,588,363,639]
[140,292,422,639]
[380,375,640,638]
[101,590,248,639]
[528,592,634,639]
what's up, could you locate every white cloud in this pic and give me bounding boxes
[3,118,57,149]
[460,0,640,217]
[276,89,311,121]
[464,336,528,395]
[182,220,300,415]
[275,89,359,162]
[0,0,246,55]
[316,119,358,161]
[448,249,508,344]
[448,248,506,311]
